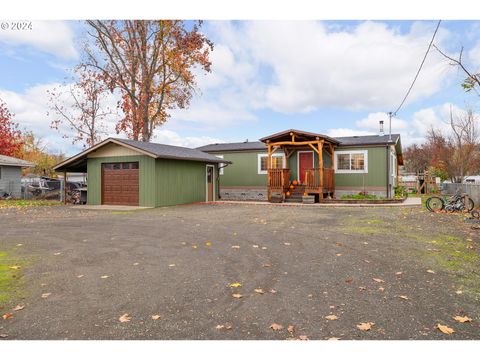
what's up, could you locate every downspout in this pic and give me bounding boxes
[217,163,229,200]
[386,146,390,198]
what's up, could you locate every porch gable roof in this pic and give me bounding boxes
[259,129,340,145]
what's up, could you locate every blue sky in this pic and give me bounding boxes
[1,20,480,155]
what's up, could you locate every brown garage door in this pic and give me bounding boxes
[102,162,139,206]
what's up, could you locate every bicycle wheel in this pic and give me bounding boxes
[426,196,444,212]
[464,197,475,212]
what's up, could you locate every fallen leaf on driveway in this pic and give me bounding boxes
[232,293,243,299]
[336,253,342,257]
[2,313,13,320]
[231,245,240,249]
[192,245,198,249]
[168,264,176,267]
[205,242,212,247]
[328,337,341,340]
[284,242,291,246]
[437,324,454,334]
[133,263,139,266]
[13,305,24,311]
[262,264,271,268]
[325,315,339,321]
[357,322,375,331]
[372,278,384,283]
[229,282,242,288]
[378,287,385,292]
[455,290,463,295]
[399,295,410,300]
[254,288,265,294]
[453,316,472,323]
[119,314,131,323]
[298,335,309,340]
[16,244,23,247]
[100,275,110,279]
[287,325,295,334]
[359,286,367,291]
[252,245,259,248]
[427,270,436,274]
[54,252,61,256]
[9,266,20,270]
[77,275,84,278]
[269,289,277,294]
[151,315,161,320]
[215,324,225,329]
[270,323,284,331]
[0,333,8,338]
[41,293,51,299]
[395,272,403,275]
[262,247,267,250]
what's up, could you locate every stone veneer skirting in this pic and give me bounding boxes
[219,186,388,201]
[219,187,268,201]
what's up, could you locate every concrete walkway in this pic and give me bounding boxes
[70,205,153,211]
[216,196,422,207]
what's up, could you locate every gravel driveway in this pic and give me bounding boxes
[0,203,479,339]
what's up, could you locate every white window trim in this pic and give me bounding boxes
[334,150,368,174]
[391,150,397,177]
[216,155,224,175]
[257,153,285,175]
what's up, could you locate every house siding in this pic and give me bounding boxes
[334,146,388,196]
[155,159,211,206]
[0,166,22,198]
[217,151,268,187]
[87,155,156,207]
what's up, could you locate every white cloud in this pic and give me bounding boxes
[198,20,453,117]
[151,129,225,148]
[326,128,373,137]
[0,83,227,155]
[0,21,78,59]
[328,103,465,147]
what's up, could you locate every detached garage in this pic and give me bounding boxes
[54,138,230,207]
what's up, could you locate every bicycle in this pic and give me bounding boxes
[426,188,474,212]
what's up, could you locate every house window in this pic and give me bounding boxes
[216,155,225,175]
[258,154,285,174]
[334,150,368,173]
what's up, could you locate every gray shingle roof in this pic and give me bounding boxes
[197,134,401,152]
[0,154,35,167]
[336,134,400,146]
[114,138,230,164]
[196,141,267,152]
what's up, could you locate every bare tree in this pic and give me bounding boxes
[433,45,480,95]
[48,68,112,148]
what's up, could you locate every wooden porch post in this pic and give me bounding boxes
[267,142,271,201]
[329,143,335,198]
[318,139,324,199]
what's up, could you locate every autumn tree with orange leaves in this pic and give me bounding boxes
[83,20,213,142]
[0,99,23,157]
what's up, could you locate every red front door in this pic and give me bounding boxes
[298,152,313,184]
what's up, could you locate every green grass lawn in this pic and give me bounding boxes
[0,251,25,307]
[0,199,61,209]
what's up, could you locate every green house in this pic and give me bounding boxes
[54,138,229,207]
[197,129,403,202]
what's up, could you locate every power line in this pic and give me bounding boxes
[392,20,442,117]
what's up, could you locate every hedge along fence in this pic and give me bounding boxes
[441,183,480,207]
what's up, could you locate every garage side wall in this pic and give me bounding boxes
[87,155,156,207]
[155,159,208,206]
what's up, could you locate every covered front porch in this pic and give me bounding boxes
[259,129,339,203]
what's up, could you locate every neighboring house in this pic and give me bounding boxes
[54,138,229,207]
[197,129,403,201]
[0,154,35,198]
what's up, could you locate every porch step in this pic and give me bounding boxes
[284,197,303,203]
